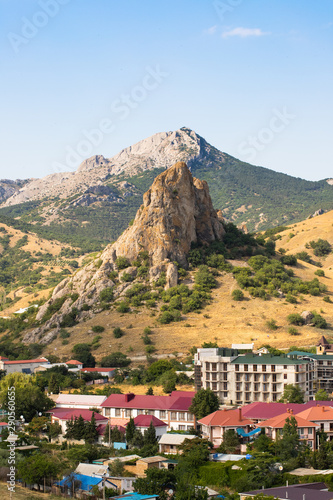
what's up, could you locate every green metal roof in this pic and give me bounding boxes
[230,354,308,365]
[288,351,333,360]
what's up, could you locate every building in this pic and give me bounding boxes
[58,473,117,494]
[316,336,333,355]
[288,350,333,395]
[241,400,333,423]
[297,405,333,441]
[158,433,196,455]
[101,391,195,431]
[194,347,315,404]
[66,360,84,369]
[198,408,257,448]
[53,394,107,410]
[80,367,115,378]
[240,482,333,500]
[0,357,50,374]
[132,414,167,439]
[257,410,318,450]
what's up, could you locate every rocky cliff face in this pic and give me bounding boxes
[23,162,224,344]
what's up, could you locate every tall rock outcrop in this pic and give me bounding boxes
[23,162,224,344]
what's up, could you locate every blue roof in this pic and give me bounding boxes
[59,474,102,491]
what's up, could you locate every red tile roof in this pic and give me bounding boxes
[297,405,333,422]
[198,408,253,427]
[101,392,194,411]
[66,360,82,365]
[0,356,9,361]
[96,423,126,436]
[3,357,48,365]
[51,409,108,422]
[0,422,8,426]
[258,412,319,429]
[133,415,167,428]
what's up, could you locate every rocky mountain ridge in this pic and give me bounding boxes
[23,162,224,344]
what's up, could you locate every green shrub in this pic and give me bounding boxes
[116,256,130,269]
[288,327,299,336]
[121,272,133,282]
[81,303,90,311]
[285,293,297,304]
[312,313,327,329]
[323,296,332,303]
[159,309,181,324]
[143,327,152,335]
[195,265,216,290]
[116,301,130,313]
[145,345,156,354]
[59,329,70,339]
[287,313,304,326]
[315,269,325,277]
[266,319,278,331]
[113,327,124,338]
[232,289,244,301]
[92,325,105,333]
[281,255,297,266]
[309,239,331,257]
[99,287,114,302]
[142,333,152,345]
[295,251,311,263]
[60,308,78,328]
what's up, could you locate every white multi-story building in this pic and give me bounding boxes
[194,348,315,404]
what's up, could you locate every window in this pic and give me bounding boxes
[245,392,251,401]
[245,374,250,381]
[245,383,251,391]
[273,384,277,392]
[212,373,217,381]
[105,408,110,416]
[244,364,248,372]
[147,410,155,416]
[254,384,260,392]
[284,365,287,370]
[206,373,210,380]
[212,363,217,371]
[263,384,268,391]
[235,364,239,371]
[179,425,185,431]
[160,411,166,419]
[272,374,277,382]
[171,412,177,420]
[223,363,228,371]
[187,413,194,421]
[212,382,217,391]
[272,394,277,401]
[187,425,193,431]
[253,365,257,372]
[137,409,144,415]
[206,382,210,389]
[263,374,268,382]
[236,383,242,391]
[205,362,210,370]
[224,392,228,398]
[125,409,132,418]
[223,382,228,390]
[179,412,186,421]
[308,428,313,436]
[236,392,242,401]
[271,365,276,372]
[223,373,228,381]
[284,374,287,380]
[115,408,121,417]
[236,374,242,381]
[262,365,266,372]
[254,374,260,382]
[330,423,333,432]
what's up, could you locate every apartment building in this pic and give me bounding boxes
[288,350,333,394]
[101,391,195,431]
[194,348,315,404]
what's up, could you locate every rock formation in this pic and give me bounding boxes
[23,162,224,344]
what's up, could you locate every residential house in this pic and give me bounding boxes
[66,360,84,369]
[50,409,108,435]
[58,473,117,494]
[101,391,195,431]
[297,405,333,441]
[75,463,108,476]
[158,433,196,455]
[316,336,333,355]
[194,347,314,404]
[53,394,107,410]
[80,367,115,378]
[132,414,167,439]
[198,408,256,448]
[257,410,318,449]
[0,357,50,374]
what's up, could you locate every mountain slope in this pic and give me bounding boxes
[0,128,332,248]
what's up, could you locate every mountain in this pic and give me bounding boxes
[0,179,29,204]
[0,128,332,250]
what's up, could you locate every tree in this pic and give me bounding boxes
[276,416,300,460]
[131,429,144,448]
[0,373,54,422]
[144,421,157,446]
[315,389,330,401]
[72,344,95,368]
[47,422,62,441]
[101,352,131,368]
[126,417,136,444]
[109,458,125,477]
[18,453,59,489]
[279,384,304,404]
[84,412,98,444]
[26,416,48,436]
[218,429,240,453]
[189,388,219,419]
[48,373,59,394]
[134,468,176,500]
[146,386,154,395]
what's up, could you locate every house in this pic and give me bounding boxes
[241,401,333,423]
[101,391,195,431]
[297,405,333,440]
[194,347,315,403]
[132,414,167,439]
[198,408,257,448]
[51,409,108,434]
[96,422,126,446]
[316,336,333,355]
[80,367,115,378]
[127,456,171,477]
[66,359,84,369]
[75,463,109,476]
[108,476,137,493]
[53,394,107,410]
[158,433,196,455]
[0,357,50,374]
[257,410,318,449]
[58,473,117,494]
[240,482,333,500]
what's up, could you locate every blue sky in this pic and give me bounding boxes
[1,0,332,181]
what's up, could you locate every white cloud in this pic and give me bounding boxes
[204,25,217,35]
[221,27,269,39]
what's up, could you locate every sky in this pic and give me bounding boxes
[1,0,332,181]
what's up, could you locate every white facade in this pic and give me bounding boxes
[54,394,107,409]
